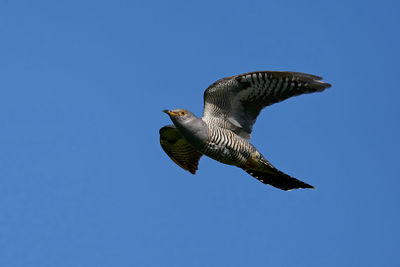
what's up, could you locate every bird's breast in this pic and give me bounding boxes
[200,124,255,166]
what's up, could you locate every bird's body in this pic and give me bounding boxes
[178,114,257,165]
[160,71,331,191]
[202,123,255,166]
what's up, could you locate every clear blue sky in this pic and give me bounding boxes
[1,0,399,266]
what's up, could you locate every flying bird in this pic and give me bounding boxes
[159,71,331,190]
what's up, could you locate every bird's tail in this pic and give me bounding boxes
[242,167,314,191]
[240,153,314,191]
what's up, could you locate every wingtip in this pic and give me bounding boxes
[296,72,331,90]
[311,79,331,91]
[319,80,332,89]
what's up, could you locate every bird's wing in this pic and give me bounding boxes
[202,71,331,139]
[159,125,203,174]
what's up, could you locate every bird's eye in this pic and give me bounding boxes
[179,111,186,116]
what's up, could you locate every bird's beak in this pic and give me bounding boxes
[163,109,178,116]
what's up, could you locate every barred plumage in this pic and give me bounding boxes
[160,70,331,190]
[201,123,256,165]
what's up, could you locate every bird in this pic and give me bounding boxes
[159,71,331,191]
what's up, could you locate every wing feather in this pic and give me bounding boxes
[159,125,202,174]
[202,71,331,139]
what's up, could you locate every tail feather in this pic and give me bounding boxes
[242,167,314,191]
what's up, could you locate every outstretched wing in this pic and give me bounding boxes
[202,71,331,139]
[159,125,203,174]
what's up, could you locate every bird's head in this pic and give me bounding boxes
[163,108,200,129]
[162,108,207,147]
[163,108,193,122]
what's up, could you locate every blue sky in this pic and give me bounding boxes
[1,0,399,266]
